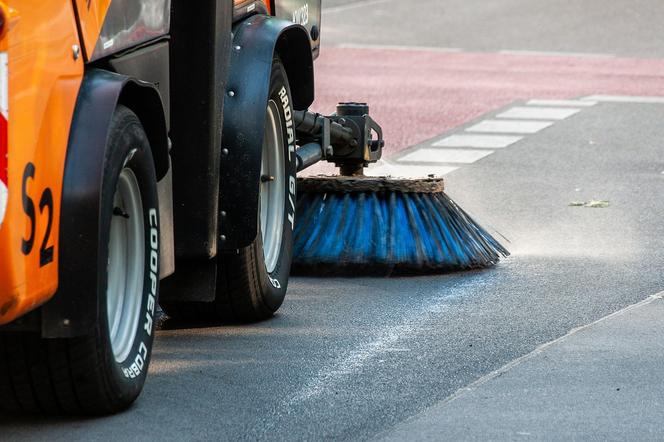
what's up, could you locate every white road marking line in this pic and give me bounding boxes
[399,148,494,164]
[527,99,597,107]
[285,292,466,406]
[323,0,390,14]
[433,134,523,149]
[365,160,457,178]
[466,119,554,134]
[497,106,581,120]
[335,43,462,53]
[499,49,615,58]
[582,95,664,104]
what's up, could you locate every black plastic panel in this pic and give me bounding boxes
[42,70,168,338]
[109,41,171,130]
[273,0,321,58]
[219,16,312,251]
[168,0,232,260]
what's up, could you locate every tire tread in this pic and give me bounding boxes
[0,334,115,415]
[217,247,268,322]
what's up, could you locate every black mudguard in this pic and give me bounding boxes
[41,69,168,338]
[219,15,313,251]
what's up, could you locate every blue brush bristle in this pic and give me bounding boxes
[293,189,509,274]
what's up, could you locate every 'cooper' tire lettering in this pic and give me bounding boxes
[139,342,148,360]
[143,208,159,338]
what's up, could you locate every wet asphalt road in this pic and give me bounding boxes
[3,0,664,440]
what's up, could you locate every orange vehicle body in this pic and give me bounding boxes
[72,0,112,59]
[0,0,94,325]
[0,0,296,326]
[234,0,271,14]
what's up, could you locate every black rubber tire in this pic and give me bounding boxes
[0,106,160,415]
[162,58,296,323]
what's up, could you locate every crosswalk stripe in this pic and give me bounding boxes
[399,148,494,164]
[527,99,597,107]
[433,134,522,148]
[497,106,581,120]
[366,161,458,178]
[582,95,664,104]
[466,120,554,134]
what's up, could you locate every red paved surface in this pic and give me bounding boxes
[313,47,664,155]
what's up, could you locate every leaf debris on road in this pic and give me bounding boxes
[569,200,610,208]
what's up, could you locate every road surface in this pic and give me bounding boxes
[3,0,664,440]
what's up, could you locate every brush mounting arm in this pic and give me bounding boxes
[294,103,385,175]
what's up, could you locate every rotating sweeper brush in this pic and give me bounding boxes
[292,103,509,275]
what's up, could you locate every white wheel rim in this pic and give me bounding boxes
[260,100,286,274]
[107,167,145,363]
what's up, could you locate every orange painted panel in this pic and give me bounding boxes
[234,0,272,15]
[72,0,112,60]
[0,0,84,324]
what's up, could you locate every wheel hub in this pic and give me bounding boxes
[107,167,145,363]
[260,100,286,274]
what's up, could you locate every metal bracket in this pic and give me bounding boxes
[293,103,385,175]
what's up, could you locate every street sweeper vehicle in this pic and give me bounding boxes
[0,0,507,415]
[0,0,364,415]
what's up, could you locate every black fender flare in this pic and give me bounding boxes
[219,15,313,250]
[41,69,168,338]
